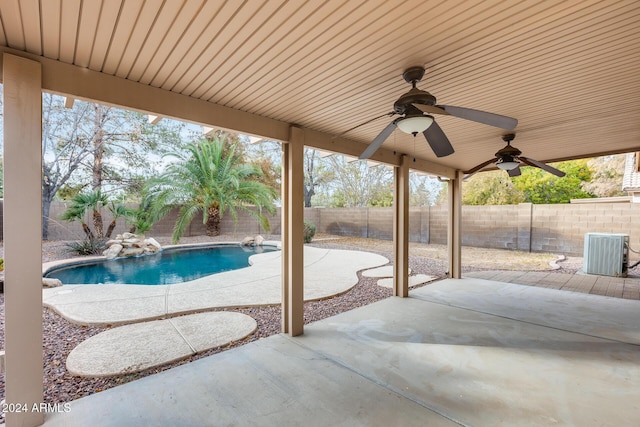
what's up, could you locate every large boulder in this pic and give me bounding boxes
[42,277,62,288]
[101,234,162,259]
[144,237,162,251]
[103,244,123,260]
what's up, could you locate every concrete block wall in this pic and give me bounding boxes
[6,200,640,256]
[46,201,133,241]
[316,207,369,238]
[461,205,519,250]
[428,205,448,245]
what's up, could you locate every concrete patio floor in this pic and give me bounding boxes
[43,277,640,426]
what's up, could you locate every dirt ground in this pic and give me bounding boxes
[312,233,580,271]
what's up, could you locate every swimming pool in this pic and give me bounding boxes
[44,244,279,285]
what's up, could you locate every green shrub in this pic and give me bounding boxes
[66,238,106,256]
[303,220,316,243]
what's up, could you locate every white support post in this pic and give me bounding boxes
[448,170,463,278]
[281,127,305,336]
[393,155,410,297]
[3,53,44,427]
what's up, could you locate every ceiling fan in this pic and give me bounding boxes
[356,66,518,160]
[464,133,566,178]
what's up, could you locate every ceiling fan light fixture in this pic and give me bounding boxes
[396,115,434,135]
[497,156,519,171]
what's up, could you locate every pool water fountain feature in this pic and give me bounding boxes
[102,232,163,259]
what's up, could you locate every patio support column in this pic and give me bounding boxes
[3,53,44,426]
[281,126,305,336]
[393,155,410,297]
[447,170,463,278]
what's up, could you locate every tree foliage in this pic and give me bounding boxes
[463,159,597,205]
[146,138,277,243]
[61,189,129,240]
[304,149,334,207]
[322,156,393,207]
[40,94,184,239]
[513,159,594,204]
[463,171,525,205]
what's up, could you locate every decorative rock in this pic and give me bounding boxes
[144,237,162,251]
[121,247,145,257]
[101,234,162,259]
[42,277,63,288]
[103,244,123,260]
[362,265,411,278]
[241,235,264,246]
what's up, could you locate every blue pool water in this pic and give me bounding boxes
[44,244,278,285]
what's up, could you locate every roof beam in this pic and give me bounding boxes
[0,47,456,178]
[0,47,290,142]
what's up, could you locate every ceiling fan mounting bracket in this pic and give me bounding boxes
[403,66,425,84]
[502,133,516,143]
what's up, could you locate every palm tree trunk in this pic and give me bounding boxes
[82,222,94,240]
[106,220,117,238]
[206,206,221,236]
[93,209,104,239]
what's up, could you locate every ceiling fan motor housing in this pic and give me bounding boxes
[496,144,521,158]
[394,88,436,115]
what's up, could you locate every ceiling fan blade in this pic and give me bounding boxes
[508,165,522,177]
[519,157,566,177]
[333,112,395,140]
[423,120,455,157]
[438,105,518,130]
[359,120,398,159]
[464,158,497,175]
[412,104,449,116]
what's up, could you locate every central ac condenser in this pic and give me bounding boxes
[583,233,629,277]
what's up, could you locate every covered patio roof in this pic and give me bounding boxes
[1,1,640,425]
[1,0,639,170]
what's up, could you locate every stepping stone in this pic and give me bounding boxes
[361,265,411,278]
[377,274,437,288]
[67,311,256,377]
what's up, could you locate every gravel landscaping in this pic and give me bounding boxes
[0,234,583,408]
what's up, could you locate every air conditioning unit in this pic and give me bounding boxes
[583,233,628,277]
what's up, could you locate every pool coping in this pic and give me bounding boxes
[42,244,390,326]
[42,241,282,276]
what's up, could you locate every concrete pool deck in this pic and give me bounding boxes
[42,244,389,325]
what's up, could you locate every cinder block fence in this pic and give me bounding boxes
[2,200,638,257]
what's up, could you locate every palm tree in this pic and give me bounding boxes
[128,192,170,235]
[106,202,133,238]
[61,190,109,239]
[147,138,277,243]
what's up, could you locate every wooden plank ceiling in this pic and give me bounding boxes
[1,0,639,173]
